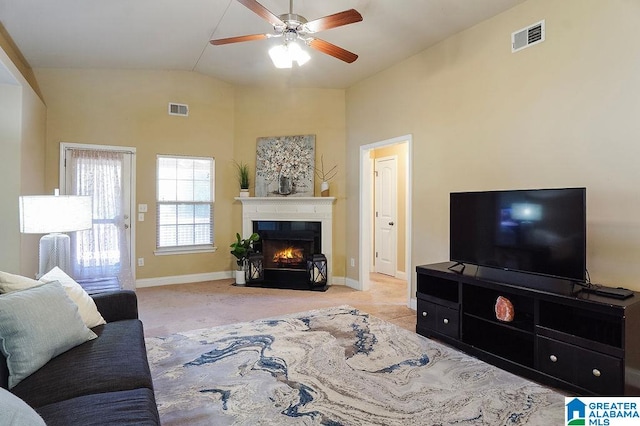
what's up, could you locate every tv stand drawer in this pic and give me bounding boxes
[417,299,437,331]
[417,299,459,339]
[537,336,622,395]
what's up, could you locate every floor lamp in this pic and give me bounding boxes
[19,190,93,278]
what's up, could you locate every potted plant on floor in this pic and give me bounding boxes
[230,232,259,285]
[234,161,251,197]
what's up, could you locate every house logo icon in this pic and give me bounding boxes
[566,398,586,425]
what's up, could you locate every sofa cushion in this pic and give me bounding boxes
[0,282,98,389]
[0,270,39,293]
[92,290,139,322]
[40,267,106,328]
[36,388,159,426]
[0,268,107,329]
[0,387,47,426]
[12,319,154,408]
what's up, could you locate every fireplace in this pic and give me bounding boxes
[253,221,321,270]
[237,196,335,290]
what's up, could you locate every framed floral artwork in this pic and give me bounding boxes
[255,134,315,197]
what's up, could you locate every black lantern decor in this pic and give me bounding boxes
[246,252,264,283]
[307,254,328,287]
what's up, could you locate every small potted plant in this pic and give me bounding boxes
[230,232,259,285]
[315,155,337,196]
[234,161,250,197]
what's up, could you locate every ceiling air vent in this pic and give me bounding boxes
[512,20,545,53]
[168,103,189,117]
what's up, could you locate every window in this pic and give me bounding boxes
[156,155,214,253]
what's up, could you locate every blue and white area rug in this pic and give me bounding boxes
[146,306,564,425]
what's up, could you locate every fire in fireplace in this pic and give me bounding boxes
[253,220,322,273]
[272,245,305,267]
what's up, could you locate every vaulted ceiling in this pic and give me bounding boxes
[0,0,526,89]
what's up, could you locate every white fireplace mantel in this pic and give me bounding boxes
[236,197,335,283]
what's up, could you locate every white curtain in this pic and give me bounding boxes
[68,149,134,290]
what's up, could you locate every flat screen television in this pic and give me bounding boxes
[450,187,586,283]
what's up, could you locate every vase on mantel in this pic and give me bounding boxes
[239,188,249,198]
[320,181,330,197]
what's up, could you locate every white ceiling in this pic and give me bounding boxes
[0,0,526,89]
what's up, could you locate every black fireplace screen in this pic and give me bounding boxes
[253,221,321,270]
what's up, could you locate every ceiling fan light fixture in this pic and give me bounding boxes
[268,41,310,68]
[268,44,293,68]
[289,41,310,66]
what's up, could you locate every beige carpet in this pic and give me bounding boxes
[137,273,415,338]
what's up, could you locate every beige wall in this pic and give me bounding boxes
[0,47,47,276]
[19,78,47,275]
[371,143,407,274]
[0,84,22,271]
[33,71,349,280]
[34,68,236,279]
[233,87,347,278]
[347,0,640,291]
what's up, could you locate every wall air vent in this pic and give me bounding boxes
[512,20,545,53]
[168,103,189,116]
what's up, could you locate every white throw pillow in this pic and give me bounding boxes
[39,267,106,328]
[0,270,39,294]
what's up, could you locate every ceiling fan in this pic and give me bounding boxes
[210,0,363,64]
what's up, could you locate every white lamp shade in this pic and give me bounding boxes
[19,195,93,234]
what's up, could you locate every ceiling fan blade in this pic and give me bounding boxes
[237,0,285,27]
[303,9,363,33]
[210,33,269,45]
[309,38,358,63]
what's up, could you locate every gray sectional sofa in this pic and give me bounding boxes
[1,290,160,425]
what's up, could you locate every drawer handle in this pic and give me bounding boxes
[593,369,601,377]
[443,318,449,324]
[422,311,428,317]
[549,355,558,363]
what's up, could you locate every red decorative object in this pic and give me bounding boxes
[495,296,515,322]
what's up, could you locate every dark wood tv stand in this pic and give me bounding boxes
[416,262,640,395]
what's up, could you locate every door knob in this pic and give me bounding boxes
[388,221,394,226]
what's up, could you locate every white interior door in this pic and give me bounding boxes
[374,156,397,276]
[60,143,136,290]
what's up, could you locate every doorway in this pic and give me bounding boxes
[60,143,137,290]
[359,135,412,306]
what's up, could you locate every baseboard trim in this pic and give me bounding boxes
[136,272,348,289]
[345,277,361,290]
[136,271,232,288]
[410,297,417,310]
[331,276,346,286]
[396,270,407,280]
